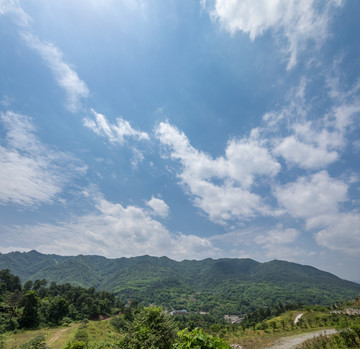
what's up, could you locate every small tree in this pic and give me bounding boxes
[118,306,176,349]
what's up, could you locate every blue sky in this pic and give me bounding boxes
[1,0,360,282]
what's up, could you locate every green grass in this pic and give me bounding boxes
[2,325,79,349]
[84,320,122,347]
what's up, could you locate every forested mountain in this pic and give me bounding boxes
[1,250,359,315]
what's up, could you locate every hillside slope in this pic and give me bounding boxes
[1,251,359,315]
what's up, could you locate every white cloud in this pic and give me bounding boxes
[205,0,342,69]
[275,136,338,169]
[20,32,89,113]
[275,171,348,223]
[1,196,219,260]
[254,227,299,246]
[0,111,86,206]
[156,121,280,224]
[265,77,360,170]
[146,196,169,218]
[315,213,360,255]
[1,1,89,112]
[254,227,304,260]
[131,148,145,168]
[275,170,360,255]
[0,0,31,27]
[83,109,149,144]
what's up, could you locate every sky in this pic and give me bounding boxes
[0,0,359,282]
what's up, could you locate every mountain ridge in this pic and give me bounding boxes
[1,250,359,315]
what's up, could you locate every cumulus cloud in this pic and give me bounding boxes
[21,32,89,112]
[1,196,219,260]
[83,109,149,144]
[156,121,280,224]
[275,171,360,255]
[205,0,343,69]
[275,136,338,169]
[0,111,86,206]
[315,213,360,255]
[275,171,348,224]
[146,196,169,218]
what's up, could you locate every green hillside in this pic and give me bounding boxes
[1,251,359,315]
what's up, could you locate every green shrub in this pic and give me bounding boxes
[118,306,176,349]
[65,341,86,349]
[174,327,231,349]
[21,334,48,349]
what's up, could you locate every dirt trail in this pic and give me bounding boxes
[47,325,77,346]
[294,313,303,324]
[264,329,337,349]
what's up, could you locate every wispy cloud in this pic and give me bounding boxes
[0,111,86,206]
[156,121,280,224]
[1,0,89,113]
[0,0,31,27]
[263,75,360,170]
[1,194,219,260]
[21,32,89,113]
[83,109,149,144]
[204,0,343,69]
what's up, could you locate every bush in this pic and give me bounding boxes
[174,327,231,349]
[118,306,176,349]
[65,341,86,349]
[21,335,48,349]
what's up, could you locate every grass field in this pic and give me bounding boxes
[2,324,79,349]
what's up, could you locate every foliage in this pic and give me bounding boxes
[20,291,40,328]
[174,327,231,349]
[21,334,48,349]
[0,270,119,333]
[118,306,177,349]
[1,251,359,318]
[0,269,22,293]
[241,302,302,328]
[65,341,86,349]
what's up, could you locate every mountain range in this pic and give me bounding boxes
[1,250,359,315]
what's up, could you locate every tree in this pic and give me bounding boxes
[118,306,176,349]
[0,269,21,293]
[23,281,33,292]
[3,290,23,329]
[20,291,40,328]
[49,297,69,324]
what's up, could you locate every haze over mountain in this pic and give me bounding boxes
[1,251,359,315]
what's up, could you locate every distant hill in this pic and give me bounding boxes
[1,250,359,315]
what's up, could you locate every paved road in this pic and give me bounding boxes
[264,329,337,349]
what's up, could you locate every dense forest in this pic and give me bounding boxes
[0,269,121,332]
[1,251,359,318]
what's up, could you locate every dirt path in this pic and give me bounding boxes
[47,325,77,346]
[264,329,337,349]
[294,313,303,324]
